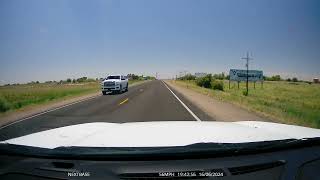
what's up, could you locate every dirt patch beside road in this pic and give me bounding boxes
[165,80,271,122]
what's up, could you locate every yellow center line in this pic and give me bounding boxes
[119,98,129,105]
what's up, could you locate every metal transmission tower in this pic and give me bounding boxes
[241,52,253,95]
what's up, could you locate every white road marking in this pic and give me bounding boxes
[162,81,201,121]
[0,94,102,130]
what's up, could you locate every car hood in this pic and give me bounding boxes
[2,121,320,149]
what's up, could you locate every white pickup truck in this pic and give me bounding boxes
[101,75,128,95]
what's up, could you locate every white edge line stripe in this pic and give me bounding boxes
[0,94,102,130]
[162,81,201,122]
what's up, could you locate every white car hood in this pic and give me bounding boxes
[2,121,320,149]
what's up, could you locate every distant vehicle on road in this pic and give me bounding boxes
[101,75,128,95]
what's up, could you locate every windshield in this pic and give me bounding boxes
[107,76,120,80]
[0,0,320,157]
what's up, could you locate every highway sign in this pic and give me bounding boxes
[229,69,263,82]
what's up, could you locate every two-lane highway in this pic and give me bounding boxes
[0,80,212,140]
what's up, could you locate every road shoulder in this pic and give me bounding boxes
[165,80,271,122]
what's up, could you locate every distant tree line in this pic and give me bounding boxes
[178,73,303,83]
[263,75,299,82]
[177,72,312,92]
[2,74,157,87]
[178,73,229,81]
[28,77,98,85]
[127,74,155,80]
[127,74,140,80]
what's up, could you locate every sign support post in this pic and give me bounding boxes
[241,52,253,95]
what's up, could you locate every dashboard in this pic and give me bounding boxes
[0,145,319,180]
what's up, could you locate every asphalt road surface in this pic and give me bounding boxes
[0,80,212,140]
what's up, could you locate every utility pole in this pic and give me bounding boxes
[241,52,253,95]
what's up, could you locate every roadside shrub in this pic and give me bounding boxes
[76,77,88,83]
[211,80,224,91]
[212,73,226,80]
[179,74,196,81]
[242,90,248,96]
[264,75,282,81]
[271,75,282,81]
[0,96,11,112]
[196,74,212,88]
[127,74,140,80]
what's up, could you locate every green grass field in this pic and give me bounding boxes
[174,80,320,128]
[0,82,100,113]
[0,79,144,114]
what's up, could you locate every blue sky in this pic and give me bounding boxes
[0,0,319,84]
